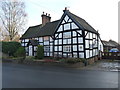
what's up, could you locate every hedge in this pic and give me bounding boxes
[2,41,21,56]
[37,45,44,59]
[14,47,26,58]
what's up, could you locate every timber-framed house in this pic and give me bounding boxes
[20,8,103,59]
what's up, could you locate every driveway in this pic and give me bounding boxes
[2,62,118,88]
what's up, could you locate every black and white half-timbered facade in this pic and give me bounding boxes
[20,8,103,59]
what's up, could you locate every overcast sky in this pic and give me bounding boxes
[24,0,119,43]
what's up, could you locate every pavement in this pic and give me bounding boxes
[79,59,120,72]
[2,61,119,88]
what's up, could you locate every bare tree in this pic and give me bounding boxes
[0,0,27,41]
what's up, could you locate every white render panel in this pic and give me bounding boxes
[29,45,33,56]
[86,50,89,58]
[71,22,79,29]
[64,23,70,30]
[64,15,69,22]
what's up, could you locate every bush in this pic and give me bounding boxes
[25,56,35,61]
[37,45,44,59]
[59,58,83,64]
[2,41,21,56]
[14,47,26,59]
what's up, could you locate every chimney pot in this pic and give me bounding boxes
[46,13,47,16]
[48,14,50,17]
[43,12,44,15]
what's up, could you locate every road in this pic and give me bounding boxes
[2,63,118,88]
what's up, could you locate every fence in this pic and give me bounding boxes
[102,52,120,60]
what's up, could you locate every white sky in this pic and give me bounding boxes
[24,0,119,43]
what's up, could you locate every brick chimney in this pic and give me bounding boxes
[41,12,51,26]
[63,7,69,12]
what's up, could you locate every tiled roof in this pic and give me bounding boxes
[20,10,98,39]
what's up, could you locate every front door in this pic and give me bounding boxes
[29,45,33,56]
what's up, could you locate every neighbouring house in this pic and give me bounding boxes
[102,40,120,52]
[20,8,103,59]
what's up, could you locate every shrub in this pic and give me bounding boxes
[37,45,44,59]
[59,58,83,64]
[2,41,21,56]
[25,56,35,61]
[14,47,26,59]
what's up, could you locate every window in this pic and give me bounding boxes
[63,39,67,44]
[73,45,77,51]
[44,46,50,52]
[78,37,83,43]
[44,41,49,45]
[63,45,71,52]
[73,53,77,58]
[54,40,58,45]
[73,38,77,44]
[54,46,58,51]
[59,46,62,51]
[73,31,77,37]
[68,39,71,44]
[63,32,71,38]
[79,45,83,51]
[85,40,89,48]
[79,53,84,58]
[59,39,62,44]
[64,23,70,30]
[39,37,43,42]
[50,46,53,52]
[25,39,29,42]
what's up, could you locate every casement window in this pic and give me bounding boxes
[73,45,77,51]
[58,46,62,51]
[85,40,89,48]
[25,39,29,42]
[44,41,49,45]
[39,37,43,42]
[79,45,83,51]
[79,53,84,58]
[78,37,83,43]
[63,32,71,38]
[44,46,50,52]
[73,31,77,37]
[50,46,53,52]
[73,53,77,58]
[73,38,77,44]
[63,45,71,52]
